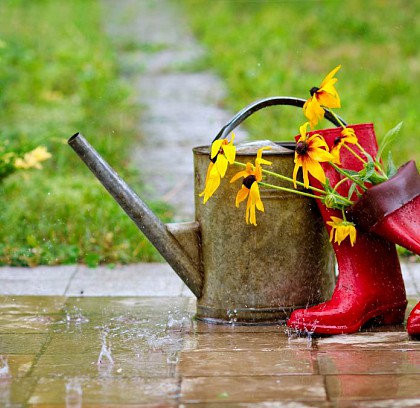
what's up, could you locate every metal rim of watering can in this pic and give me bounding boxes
[212,96,347,143]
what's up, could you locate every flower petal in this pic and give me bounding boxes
[320,65,341,88]
[223,144,236,164]
[216,154,228,177]
[256,146,272,166]
[303,97,325,128]
[307,146,334,163]
[199,162,214,196]
[317,90,341,109]
[305,156,327,185]
[235,185,249,207]
[247,194,257,226]
[251,182,264,212]
[299,122,310,138]
[292,161,301,189]
[201,167,221,204]
[348,224,357,246]
[230,169,250,183]
[211,140,223,159]
[341,127,358,144]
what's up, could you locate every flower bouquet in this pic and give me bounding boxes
[200,65,420,336]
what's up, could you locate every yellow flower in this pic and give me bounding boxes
[255,146,272,166]
[199,133,236,203]
[326,216,357,246]
[293,122,334,189]
[330,127,358,164]
[230,147,271,226]
[303,65,341,128]
[14,146,52,170]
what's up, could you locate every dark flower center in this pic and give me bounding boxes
[295,141,308,155]
[309,86,320,96]
[243,174,256,189]
[333,136,342,146]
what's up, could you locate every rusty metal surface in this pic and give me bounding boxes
[194,144,335,324]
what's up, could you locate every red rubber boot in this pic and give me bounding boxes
[407,302,420,338]
[349,160,420,256]
[287,124,407,335]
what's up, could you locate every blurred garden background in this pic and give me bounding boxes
[0,0,418,266]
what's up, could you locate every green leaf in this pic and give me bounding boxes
[367,172,388,185]
[377,122,403,161]
[360,161,375,181]
[340,168,360,177]
[347,182,358,200]
[386,150,397,178]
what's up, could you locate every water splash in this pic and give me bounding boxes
[57,306,89,326]
[65,378,82,408]
[97,331,114,365]
[227,309,238,325]
[166,312,191,332]
[285,326,316,349]
[166,351,179,365]
[146,333,176,352]
[0,356,10,379]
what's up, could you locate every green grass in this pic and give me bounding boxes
[179,0,419,165]
[0,0,418,265]
[0,0,169,266]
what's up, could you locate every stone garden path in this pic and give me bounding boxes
[103,0,246,221]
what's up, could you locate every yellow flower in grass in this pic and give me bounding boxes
[293,122,334,189]
[14,146,52,170]
[303,65,341,128]
[199,133,236,203]
[330,127,358,164]
[327,216,357,246]
[230,147,272,226]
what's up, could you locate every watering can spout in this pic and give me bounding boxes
[68,133,203,298]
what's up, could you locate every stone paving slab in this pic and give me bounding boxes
[0,261,417,297]
[0,294,420,406]
[0,265,76,296]
[67,263,194,297]
[0,263,194,297]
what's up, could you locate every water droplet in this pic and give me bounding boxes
[0,356,10,379]
[97,332,114,365]
[227,309,238,325]
[65,378,82,408]
[60,306,89,326]
[166,351,179,365]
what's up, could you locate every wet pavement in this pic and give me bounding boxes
[0,262,419,407]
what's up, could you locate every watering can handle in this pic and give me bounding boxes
[212,96,347,142]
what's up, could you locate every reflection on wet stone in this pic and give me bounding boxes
[1,293,420,404]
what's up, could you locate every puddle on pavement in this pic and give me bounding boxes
[1,295,420,405]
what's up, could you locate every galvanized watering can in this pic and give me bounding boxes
[69,97,341,324]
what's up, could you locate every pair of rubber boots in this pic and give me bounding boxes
[287,124,420,337]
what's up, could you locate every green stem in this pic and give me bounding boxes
[332,177,349,192]
[343,143,366,165]
[262,168,327,195]
[233,161,327,195]
[329,162,368,191]
[354,142,388,178]
[258,181,321,200]
[328,109,346,129]
[347,143,387,179]
[327,114,387,177]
